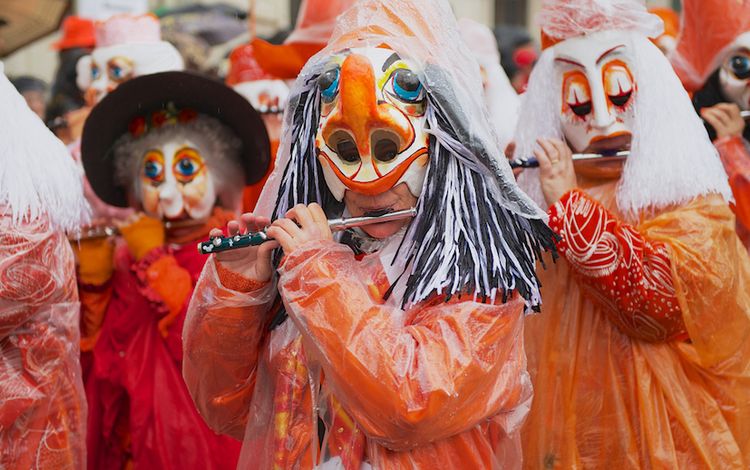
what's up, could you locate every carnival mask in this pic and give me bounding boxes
[719,32,750,111]
[139,138,217,221]
[553,31,636,154]
[77,44,183,107]
[84,50,135,106]
[315,47,430,200]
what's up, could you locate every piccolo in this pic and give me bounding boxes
[510,150,630,169]
[197,207,418,255]
[68,218,208,241]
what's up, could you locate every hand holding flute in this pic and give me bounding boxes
[203,204,419,281]
[207,203,335,283]
[209,212,281,283]
[701,104,747,141]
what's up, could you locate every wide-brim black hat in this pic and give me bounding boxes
[81,71,270,208]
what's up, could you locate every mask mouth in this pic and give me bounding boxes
[584,132,632,155]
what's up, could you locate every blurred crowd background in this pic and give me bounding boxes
[1,0,677,134]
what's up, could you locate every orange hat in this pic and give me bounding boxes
[52,16,96,51]
[251,0,355,79]
[649,7,679,40]
[672,0,750,91]
[226,43,274,86]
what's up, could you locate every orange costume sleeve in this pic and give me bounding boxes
[182,258,277,440]
[548,189,688,342]
[714,135,750,233]
[277,240,528,453]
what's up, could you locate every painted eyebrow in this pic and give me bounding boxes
[554,57,584,68]
[596,45,625,64]
[382,52,401,72]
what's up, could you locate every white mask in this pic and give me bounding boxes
[553,31,636,153]
[77,43,184,106]
[315,47,429,200]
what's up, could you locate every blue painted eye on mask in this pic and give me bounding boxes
[388,68,425,103]
[318,66,341,103]
[144,161,163,180]
[176,157,198,177]
[730,55,750,80]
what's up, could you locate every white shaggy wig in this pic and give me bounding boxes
[515,32,732,219]
[0,62,88,232]
[112,115,245,211]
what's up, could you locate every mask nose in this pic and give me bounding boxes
[159,182,178,205]
[590,80,616,130]
[84,87,102,107]
[321,54,414,162]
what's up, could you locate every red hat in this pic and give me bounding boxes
[52,16,96,51]
[672,0,750,91]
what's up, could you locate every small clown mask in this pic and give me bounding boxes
[719,32,750,111]
[113,107,246,222]
[315,47,430,200]
[139,138,217,221]
[84,50,135,106]
[553,31,636,154]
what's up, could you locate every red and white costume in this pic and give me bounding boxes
[0,63,89,469]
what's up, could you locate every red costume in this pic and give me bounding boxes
[77,72,270,469]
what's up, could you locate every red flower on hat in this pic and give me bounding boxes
[151,110,168,128]
[129,116,147,137]
[178,108,198,123]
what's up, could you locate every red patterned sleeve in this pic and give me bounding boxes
[548,189,688,343]
[0,216,74,339]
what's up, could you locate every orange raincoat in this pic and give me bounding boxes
[522,174,750,468]
[184,240,531,469]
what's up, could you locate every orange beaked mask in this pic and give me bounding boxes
[315,47,430,200]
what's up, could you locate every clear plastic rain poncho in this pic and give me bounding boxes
[183,0,558,468]
[0,63,89,469]
[512,0,750,467]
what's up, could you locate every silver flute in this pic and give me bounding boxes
[510,150,630,169]
[511,111,750,169]
[197,207,418,255]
